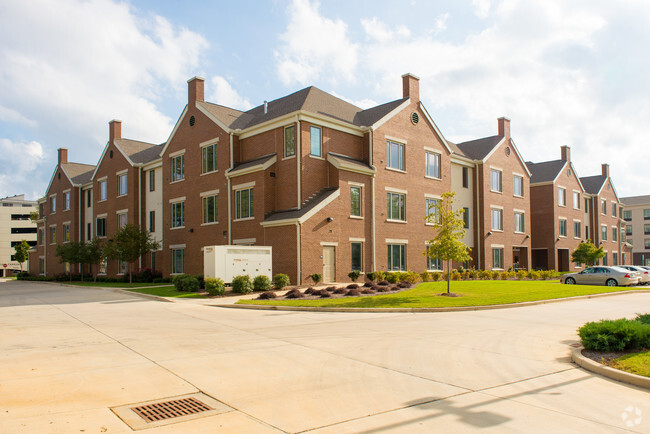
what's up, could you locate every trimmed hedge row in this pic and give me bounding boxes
[366,269,560,283]
[578,314,650,351]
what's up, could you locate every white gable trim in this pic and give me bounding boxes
[159,105,189,157]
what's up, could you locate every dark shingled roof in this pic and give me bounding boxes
[115,138,162,164]
[454,135,504,160]
[264,187,338,222]
[526,160,566,184]
[327,152,374,172]
[199,86,408,131]
[228,154,276,175]
[620,195,650,206]
[61,162,95,185]
[580,175,607,195]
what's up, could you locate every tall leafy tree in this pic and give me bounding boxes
[82,238,105,282]
[571,241,605,266]
[13,239,31,272]
[55,242,84,280]
[104,224,159,283]
[426,191,471,295]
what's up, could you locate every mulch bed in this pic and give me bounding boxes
[581,348,647,365]
[254,282,414,300]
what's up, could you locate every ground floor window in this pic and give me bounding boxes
[492,247,504,269]
[63,224,70,242]
[118,259,127,274]
[39,257,45,274]
[235,188,253,219]
[351,242,362,272]
[151,251,156,271]
[172,248,185,274]
[99,258,107,274]
[387,244,406,271]
[427,246,442,271]
[612,252,618,266]
[96,217,106,237]
[602,254,608,266]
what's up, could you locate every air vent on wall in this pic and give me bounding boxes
[189,116,196,127]
[411,112,419,125]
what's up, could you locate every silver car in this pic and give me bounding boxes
[560,266,640,286]
[618,265,650,285]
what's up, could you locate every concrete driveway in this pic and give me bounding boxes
[1,281,648,433]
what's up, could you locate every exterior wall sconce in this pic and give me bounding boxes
[327,217,334,222]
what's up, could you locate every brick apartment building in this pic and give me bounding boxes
[620,195,650,265]
[32,73,621,283]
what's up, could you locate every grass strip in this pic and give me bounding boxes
[609,351,650,377]
[238,280,647,308]
[59,281,207,298]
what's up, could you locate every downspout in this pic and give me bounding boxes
[297,118,302,209]
[78,188,82,273]
[369,128,376,272]
[296,222,301,284]
[138,166,142,269]
[43,215,47,276]
[228,132,234,245]
[475,162,481,269]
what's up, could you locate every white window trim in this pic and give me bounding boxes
[232,181,255,191]
[425,150,442,180]
[490,168,503,193]
[169,149,186,158]
[558,186,567,207]
[115,208,128,215]
[96,176,107,182]
[199,138,219,148]
[169,244,186,249]
[386,238,408,244]
[385,166,407,174]
[349,237,365,242]
[514,211,525,234]
[490,207,504,232]
[169,196,186,204]
[348,181,365,187]
[385,186,408,194]
[200,189,220,197]
[385,135,407,144]
[320,241,338,246]
[233,238,256,245]
[558,217,568,238]
[234,216,255,223]
[116,169,128,176]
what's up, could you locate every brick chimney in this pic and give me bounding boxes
[109,119,122,142]
[57,148,68,165]
[498,117,510,139]
[402,73,420,102]
[560,146,571,162]
[188,76,205,105]
[602,163,609,177]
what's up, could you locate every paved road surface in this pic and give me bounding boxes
[1,281,648,432]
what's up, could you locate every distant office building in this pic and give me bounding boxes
[0,194,37,276]
[620,195,650,265]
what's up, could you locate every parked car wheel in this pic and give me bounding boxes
[606,279,618,287]
[565,277,576,285]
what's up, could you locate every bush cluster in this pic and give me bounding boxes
[273,273,290,289]
[578,314,650,351]
[205,277,225,296]
[172,274,200,292]
[253,275,272,292]
[231,275,253,294]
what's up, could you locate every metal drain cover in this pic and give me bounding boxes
[111,392,232,430]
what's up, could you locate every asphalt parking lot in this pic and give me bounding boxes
[1,281,648,433]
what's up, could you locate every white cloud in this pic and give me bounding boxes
[0,105,37,128]
[275,0,358,86]
[208,76,253,110]
[434,13,450,33]
[361,17,411,42]
[0,139,45,198]
[472,0,493,18]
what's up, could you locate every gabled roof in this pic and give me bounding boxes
[61,162,95,185]
[621,195,650,206]
[526,159,566,184]
[580,175,607,195]
[114,138,163,165]
[454,135,504,160]
[263,187,339,224]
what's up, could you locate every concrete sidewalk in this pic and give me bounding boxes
[1,280,648,433]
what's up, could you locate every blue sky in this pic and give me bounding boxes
[1,0,650,200]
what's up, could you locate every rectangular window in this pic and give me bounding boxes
[149,170,155,192]
[602,254,608,266]
[98,180,107,201]
[624,210,632,221]
[38,228,44,245]
[611,202,617,217]
[51,196,56,213]
[463,207,470,229]
[387,192,406,221]
[644,209,650,220]
[202,195,218,224]
[118,259,127,275]
[514,212,524,233]
[602,225,608,241]
[626,225,632,236]
[613,252,618,266]
[96,217,106,237]
[50,226,56,244]
[149,211,155,232]
[171,154,184,182]
[99,258,107,274]
[491,208,503,231]
[573,191,580,209]
[558,188,566,206]
[117,173,127,196]
[39,257,45,274]
[585,225,590,240]
[426,198,440,224]
[171,202,185,228]
[612,227,618,242]
[585,198,589,212]
[513,175,524,197]
[117,213,127,228]
[462,167,469,188]
[86,190,91,207]
[601,199,606,215]
[387,244,406,271]
[351,242,362,272]
[202,143,217,173]
[574,221,581,238]
[492,247,504,269]
[490,169,502,193]
[645,239,650,249]
[427,246,442,271]
[64,192,70,210]
[284,125,295,157]
[63,224,70,242]
[86,223,91,241]
[151,252,156,271]
[350,186,361,217]
[425,152,441,178]
[645,224,650,235]
[235,188,254,220]
[559,219,567,237]
[386,140,405,171]
[310,126,322,157]
[172,248,184,274]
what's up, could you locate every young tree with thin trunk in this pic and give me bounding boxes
[571,241,605,266]
[82,238,105,282]
[104,224,159,284]
[426,191,471,295]
[55,242,84,280]
[13,240,31,272]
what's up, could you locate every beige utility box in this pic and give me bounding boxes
[203,245,272,283]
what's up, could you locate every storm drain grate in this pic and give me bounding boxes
[131,397,212,423]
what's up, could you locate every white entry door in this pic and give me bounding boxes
[323,246,336,282]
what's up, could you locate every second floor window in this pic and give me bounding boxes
[612,227,618,242]
[387,140,404,171]
[513,175,524,197]
[118,173,127,196]
[558,188,566,206]
[63,224,70,242]
[86,190,91,207]
[64,192,70,210]
[50,226,56,243]
[50,196,56,213]
[514,212,524,233]
[235,188,254,219]
[601,199,606,215]
[310,126,321,157]
[463,207,470,229]
[425,152,440,178]
[624,210,632,221]
[559,219,567,237]
[645,224,650,235]
[490,169,502,192]
[117,213,127,228]
[387,192,406,221]
[573,191,580,209]
[612,202,617,217]
[491,208,503,231]
[574,221,581,238]
[171,201,185,228]
[149,170,155,191]
[602,225,608,241]
[626,225,632,236]
[202,143,217,173]
[96,217,106,237]
[350,186,361,217]
[202,195,218,224]
[426,198,440,224]
[285,125,295,157]
[171,155,184,182]
[462,167,469,188]
[99,180,107,201]
[149,211,155,232]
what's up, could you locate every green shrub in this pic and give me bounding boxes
[232,275,252,294]
[205,277,225,296]
[516,270,527,280]
[404,270,420,283]
[527,270,541,280]
[273,273,290,290]
[479,270,492,280]
[499,271,509,280]
[451,272,461,281]
[578,318,650,351]
[420,271,431,282]
[461,270,470,280]
[253,275,272,291]
[431,271,441,281]
[636,314,650,325]
[367,270,385,282]
[385,272,399,284]
[172,274,200,292]
[468,270,478,279]
[196,274,205,289]
[309,273,322,285]
[348,270,361,282]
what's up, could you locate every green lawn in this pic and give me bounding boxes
[237,280,647,308]
[59,281,207,298]
[610,351,650,377]
[61,281,173,288]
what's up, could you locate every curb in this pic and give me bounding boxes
[207,289,650,313]
[32,281,175,303]
[571,347,650,389]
